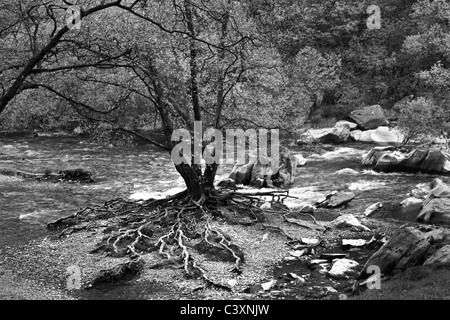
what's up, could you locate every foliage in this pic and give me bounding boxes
[397,97,443,145]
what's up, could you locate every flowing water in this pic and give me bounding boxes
[0,135,439,249]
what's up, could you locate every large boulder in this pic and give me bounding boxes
[416,179,450,225]
[349,105,389,130]
[229,161,255,185]
[297,121,351,145]
[359,227,431,277]
[350,127,404,145]
[362,148,450,175]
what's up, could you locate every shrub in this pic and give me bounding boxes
[397,97,444,146]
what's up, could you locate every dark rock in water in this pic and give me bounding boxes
[228,146,297,188]
[401,149,429,172]
[58,168,94,183]
[359,227,431,278]
[362,147,450,175]
[420,149,449,174]
[296,123,350,145]
[349,105,389,130]
[319,192,355,208]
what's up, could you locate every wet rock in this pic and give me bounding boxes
[332,168,359,175]
[342,239,366,247]
[328,259,359,279]
[293,154,307,167]
[351,127,403,145]
[349,105,389,130]
[318,192,355,208]
[417,198,450,225]
[362,148,450,175]
[360,227,431,277]
[297,125,350,145]
[328,214,371,232]
[335,120,358,130]
[308,259,329,266]
[423,245,450,265]
[364,202,383,217]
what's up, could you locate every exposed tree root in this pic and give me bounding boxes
[47,188,319,291]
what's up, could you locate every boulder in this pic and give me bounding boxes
[328,259,360,279]
[349,105,389,130]
[417,198,450,225]
[335,120,358,130]
[424,245,450,265]
[420,149,450,174]
[318,192,355,208]
[297,126,350,145]
[400,197,423,220]
[417,179,450,225]
[351,127,403,145]
[293,154,307,167]
[362,148,450,175]
[229,162,255,185]
[359,227,431,277]
[328,214,371,232]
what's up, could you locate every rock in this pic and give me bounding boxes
[362,148,450,175]
[332,168,359,175]
[309,259,329,266]
[349,105,389,130]
[289,273,305,284]
[229,162,255,185]
[289,250,306,258]
[293,154,307,167]
[424,245,450,265]
[301,238,320,245]
[325,287,338,294]
[364,202,383,217]
[217,178,237,189]
[370,127,404,145]
[297,125,350,145]
[335,120,358,130]
[260,280,277,291]
[260,202,271,210]
[320,253,348,259]
[420,149,450,174]
[400,197,423,220]
[319,192,355,208]
[328,259,360,279]
[417,179,450,225]
[360,227,431,277]
[329,214,371,232]
[423,228,448,243]
[342,239,366,247]
[417,198,450,225]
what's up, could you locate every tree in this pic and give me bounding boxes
[1,0,297,286]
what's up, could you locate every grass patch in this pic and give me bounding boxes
[354,264,450,300]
